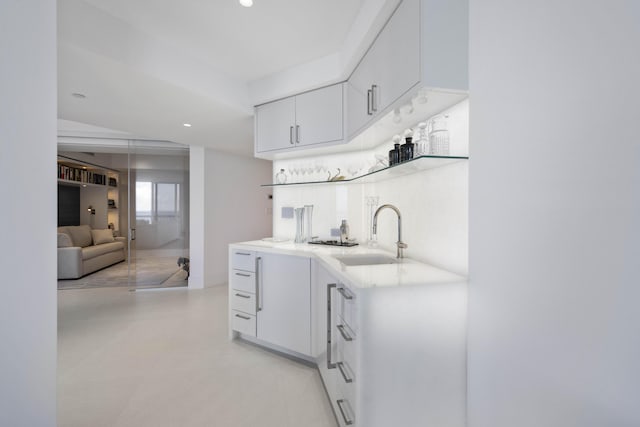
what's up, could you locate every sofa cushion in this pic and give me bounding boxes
[82,241,124,260]
[57,233,73,248]
[91,229,114,245]
[65,225,93,248]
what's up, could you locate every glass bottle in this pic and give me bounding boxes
[415,122,429,157]
[401,136,414,162]
[275,168,287,184]
[428,115,450,155]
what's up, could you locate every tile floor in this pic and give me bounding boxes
[58,286,337,427]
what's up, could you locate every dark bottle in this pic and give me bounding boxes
[388,143,401,166]
[400,137,414,162]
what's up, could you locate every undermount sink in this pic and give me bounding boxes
[333,254,399,266]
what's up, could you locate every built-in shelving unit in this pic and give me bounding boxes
[57,155,120,234]
[261,154,468,187]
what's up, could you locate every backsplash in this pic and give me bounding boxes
[272,99,469,275]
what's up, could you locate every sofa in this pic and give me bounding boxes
[57,225,126,279]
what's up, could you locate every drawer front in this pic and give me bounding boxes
[337,322,357,376]
[231,310,256,336]
[231,290,256,315]
[230,270,256,294]
[231,249,256,272]
[337,285,357,333]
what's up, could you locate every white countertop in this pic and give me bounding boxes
[230,239,467,289]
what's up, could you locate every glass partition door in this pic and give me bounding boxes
[127,140,190,289]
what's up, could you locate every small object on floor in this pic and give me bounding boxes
[177,257,190,279]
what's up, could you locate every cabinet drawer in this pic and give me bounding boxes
[337,285,357,333]
[231,249,256,272]
[231,290,256,315]
[231,310,256,337]
[230,270,256,294]
[337,322,357,373]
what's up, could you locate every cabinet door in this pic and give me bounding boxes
[347,45,377,140]
[255,97,296,153]
[371,0,420,112]
[295,83,344,148]
[256,252,311,355]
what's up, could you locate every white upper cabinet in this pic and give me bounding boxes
[254,97,296,153]
[255,83,345,157]
[348,0,468,140]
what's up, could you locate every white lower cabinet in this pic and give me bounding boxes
[231,247,467,427]
[313,260,467,427]
[229,247,312,356]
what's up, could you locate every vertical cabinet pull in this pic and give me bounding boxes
[337,362,353,383]
[367,89,373,115]
[336,399,354,425]
[255,257,262,312]
[295,125,300,143]
[327,283,337,370]
[289,126,294,144]
[371,84,378,112]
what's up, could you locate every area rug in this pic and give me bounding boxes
[58,256,188,290]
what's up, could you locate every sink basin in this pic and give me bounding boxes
[333,254,399,266]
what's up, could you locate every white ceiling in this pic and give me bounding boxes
[57,0,396,156]
[79,0,364,81]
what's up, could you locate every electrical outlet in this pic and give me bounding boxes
[281,207,294,219]
[330,228,340,237]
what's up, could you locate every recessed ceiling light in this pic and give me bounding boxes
[239,0,253,7]
[183,123,192,127]
[72,92,86,99]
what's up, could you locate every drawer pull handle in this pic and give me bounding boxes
[337,287,353,300]
[336,399,354,425]
[235,293,251,299]
[235,272,251,277]
[337,362,353,383]
[235,252,251,256]
[337,324,353,341]
[327,283,337,370]
[235,313,251,320]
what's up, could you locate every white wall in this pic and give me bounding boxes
[468,1,640,426]
[203,149,272,286]
[0,1,57,425]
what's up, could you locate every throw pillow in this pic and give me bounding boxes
[91,229,115,245]
[57,233,73,248]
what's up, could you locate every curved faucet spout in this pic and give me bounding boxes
[372,204,407,258]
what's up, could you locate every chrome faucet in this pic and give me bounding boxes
[372,204,408,258]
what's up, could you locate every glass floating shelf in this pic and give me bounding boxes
[262,155,469,187]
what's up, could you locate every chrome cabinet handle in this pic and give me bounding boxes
[255,257,262,312]
[130,228,136,241]
[337,324,353,342]
[337,362,353,384]
[336,399,354,425]
[371,84,378,112]
[235,313,251,320]
[235,272,250,277]
[235,252,251,256]
[327,283,337,370]
[235,293,251,299]
[337,287,353,300]
[289,126,294,144]
[367,89,373,115]
[296,125,300,143]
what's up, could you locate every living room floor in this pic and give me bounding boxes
[58,286,336,427]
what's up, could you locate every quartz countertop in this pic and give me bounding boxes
[230,240,466,289]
